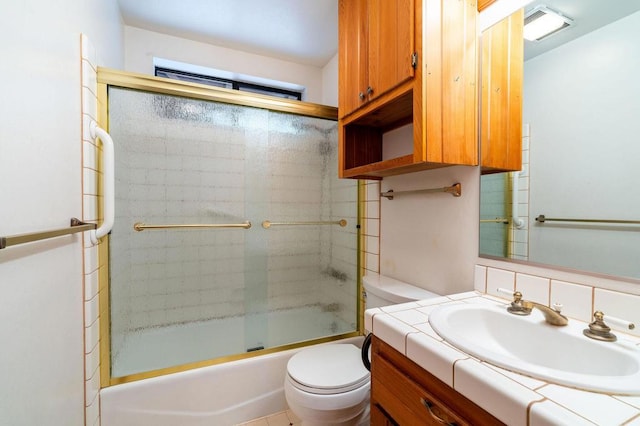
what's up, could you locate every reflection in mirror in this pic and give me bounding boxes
[480,0,640,281]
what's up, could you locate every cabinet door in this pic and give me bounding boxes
[339,0,369,118]
[481,9,523,173]
[371,336,506,426]
[367,0,415,102]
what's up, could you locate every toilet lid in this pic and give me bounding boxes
[287,344,370,394]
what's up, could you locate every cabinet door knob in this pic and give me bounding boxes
[358,92,366,100]
[366,86,374,96]
[420,398,458,426]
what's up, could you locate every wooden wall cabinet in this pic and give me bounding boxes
[338,0,415,120]
[371,336,505,425]
[338,0,478,179]
[481,9,524,174]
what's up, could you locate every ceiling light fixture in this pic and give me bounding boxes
[524,5,573,42]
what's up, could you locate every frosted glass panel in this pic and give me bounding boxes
[108,87,357,377]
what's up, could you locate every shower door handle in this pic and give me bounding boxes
[133,222,252,231]
[89,122,115,245]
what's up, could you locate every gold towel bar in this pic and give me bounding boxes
[0,218,97,250]
[381,183,461,200]
[535,215,640,225]
[133,222,252,231]
[480,218,510,224]
[262,219,347,229]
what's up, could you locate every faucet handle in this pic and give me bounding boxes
[496,287,515,297]
[500,289,532,316]
[584,311,616,342]
[552,302,563,313]
[583,311,635,342]
[602,313,635,330]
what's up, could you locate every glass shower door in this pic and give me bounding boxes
[107,85,358,379]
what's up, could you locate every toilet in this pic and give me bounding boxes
[284,274,440,425]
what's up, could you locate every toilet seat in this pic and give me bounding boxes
[287,344,370,395]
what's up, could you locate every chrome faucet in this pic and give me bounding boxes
[499,289,568,326]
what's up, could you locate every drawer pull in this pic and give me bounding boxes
[421,398,457,426]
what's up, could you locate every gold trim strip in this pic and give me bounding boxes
[0,218,96,249]
[133,222,252,231]
[97,68,338,121]
[261,219,347,229]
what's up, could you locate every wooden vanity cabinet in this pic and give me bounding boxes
[480,9,523,174]
[371,336,505,426]
[338,0,478,179]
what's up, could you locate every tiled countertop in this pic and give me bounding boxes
[365,291,640,426]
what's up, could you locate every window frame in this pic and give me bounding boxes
[155,67,303,101]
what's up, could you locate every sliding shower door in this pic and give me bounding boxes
[106,84,358,379]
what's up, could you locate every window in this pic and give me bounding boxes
[155,67,303,101]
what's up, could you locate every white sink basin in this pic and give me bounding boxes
[429,303,640,395]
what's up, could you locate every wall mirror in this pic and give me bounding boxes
[479,0,640,281]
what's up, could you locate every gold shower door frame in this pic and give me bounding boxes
[97,68,365,386]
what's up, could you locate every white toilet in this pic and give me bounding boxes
[284,274,440,425]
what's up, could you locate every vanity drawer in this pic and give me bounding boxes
[372,356,466,425]
[371,336,504,426]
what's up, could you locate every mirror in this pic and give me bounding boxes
[479,0,640,281]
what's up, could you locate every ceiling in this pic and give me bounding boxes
[117,1,640,67]
[117,0,338,67]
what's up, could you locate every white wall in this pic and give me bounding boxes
[379,166,480,296]
[0,1,123,425]
[524,11,640,278]
[322,53,339,107]
[124,26,327,104]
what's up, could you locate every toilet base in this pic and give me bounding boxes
[284,377,370,426]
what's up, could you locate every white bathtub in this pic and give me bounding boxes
[101,336,363,426]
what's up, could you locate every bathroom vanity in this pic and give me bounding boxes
[371,336,503,425]
[366,292,640,425]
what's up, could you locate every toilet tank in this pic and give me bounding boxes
[363,273,440,309]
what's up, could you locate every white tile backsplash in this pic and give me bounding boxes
[474,265,487,292]
[486,268,515,297]
[550,280,593,323]
[515,273,549,305]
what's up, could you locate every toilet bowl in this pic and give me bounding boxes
[284,344,370,426]
[284,273,441,425]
